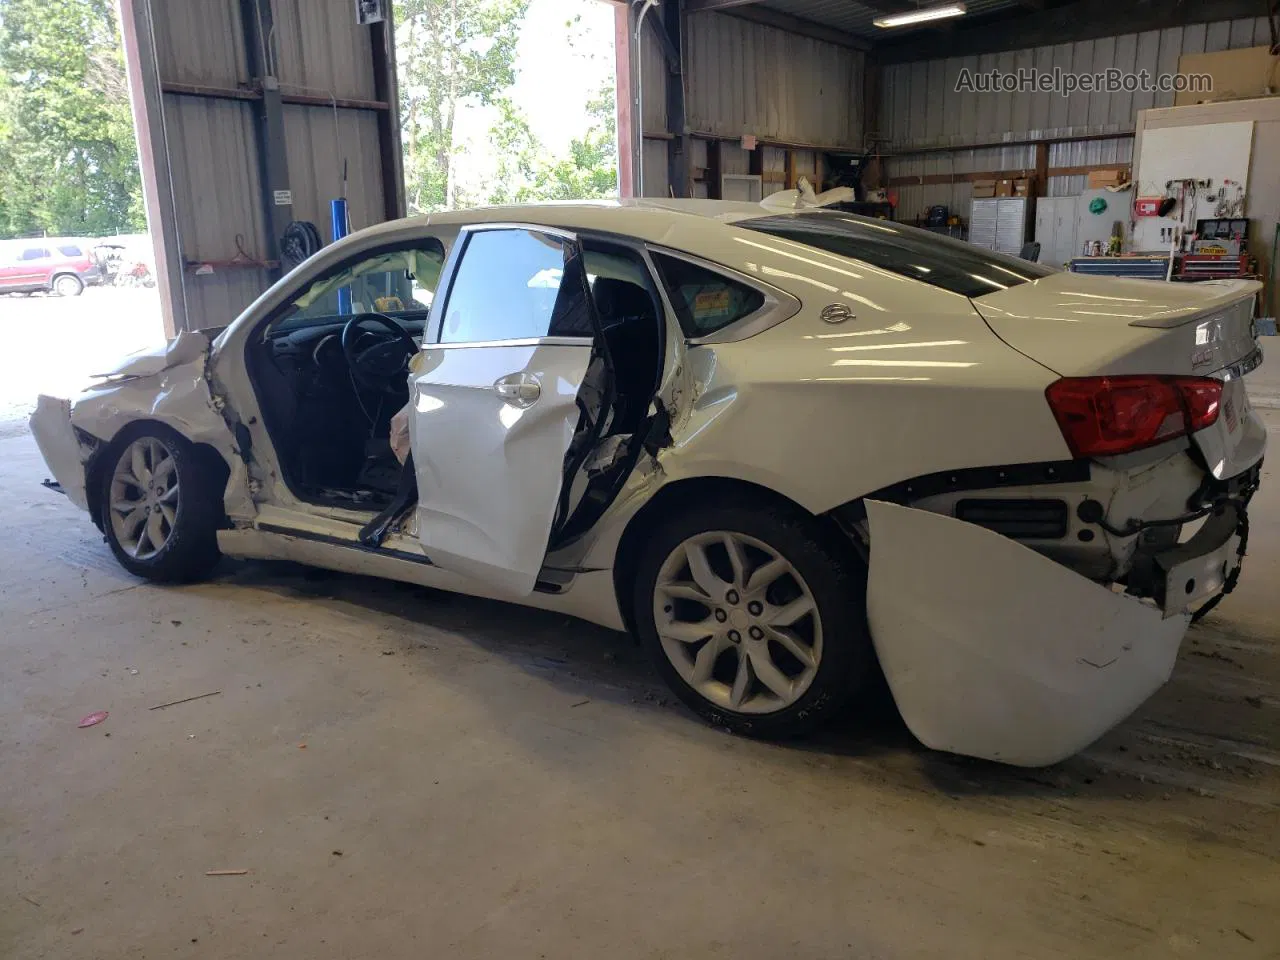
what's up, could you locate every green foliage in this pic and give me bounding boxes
[527,81,617,201]
[484,81,617,204]
[0,0,144,238]
[397,0,617,211]
[485,95,541,204]
[396,0,530,212]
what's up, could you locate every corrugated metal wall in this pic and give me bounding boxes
[274,0,378,100]
[281,106,386,234]
[640,22,667,137]
[685,12,863,147]
[135,0,396,331]
[153,0,248,87]
[639,11,862,197]
[160,97,271,325]
[1047,136,1133,197]
[880,17,1272,147]
[881,16,1272,223]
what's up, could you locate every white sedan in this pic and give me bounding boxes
[30,200,1265,766]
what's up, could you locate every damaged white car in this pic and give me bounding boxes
[31,201,1265,766]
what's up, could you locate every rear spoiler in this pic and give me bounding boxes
[1129,279,1261,329]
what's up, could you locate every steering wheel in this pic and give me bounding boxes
[340,313,418,395]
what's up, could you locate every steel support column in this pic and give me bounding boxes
[240,0,292,280]
[659,0,689,199]
[369,18,407,221]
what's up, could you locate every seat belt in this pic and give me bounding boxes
[358,452,419,548]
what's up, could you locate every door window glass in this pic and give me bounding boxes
[21,247,50,261]
[650,253,765,337]
[440,229,589,343]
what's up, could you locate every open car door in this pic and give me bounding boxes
[407,226,600,596]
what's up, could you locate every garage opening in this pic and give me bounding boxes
[0,0,161,425]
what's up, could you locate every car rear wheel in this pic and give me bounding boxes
[634,497,873,738]
[53,274,84,297]
[100,424,221,582]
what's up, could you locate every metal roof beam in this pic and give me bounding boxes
[716,4,872,50]
[875,0,1269,62]
[684,0,764,12]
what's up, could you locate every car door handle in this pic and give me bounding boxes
[493,373,541,408]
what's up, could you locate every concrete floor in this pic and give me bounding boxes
[3,304,1280,958]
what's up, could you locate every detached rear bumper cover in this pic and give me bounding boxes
[29,395,92,510]
[864,499,1190,767]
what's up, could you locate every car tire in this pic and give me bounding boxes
[53,274,84,297]
[634,495,873,738]
[99,423,222,583]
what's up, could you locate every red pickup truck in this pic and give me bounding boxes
[0,239,104,297]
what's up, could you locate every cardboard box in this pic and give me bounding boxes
[1176,46,1280,106]
[1012,177,1032,196]
[972,178,996,198]
[995,178,1014,197]
[1088,167,1129,188]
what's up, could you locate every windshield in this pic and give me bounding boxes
[739,211,1055,299]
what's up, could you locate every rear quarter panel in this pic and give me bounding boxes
[655,288,1072,515]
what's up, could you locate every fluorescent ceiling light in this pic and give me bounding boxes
[873,3,967,28]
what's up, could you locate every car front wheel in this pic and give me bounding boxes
[100,424,221,582]
[634,497,873,738]
[53,274,84,297]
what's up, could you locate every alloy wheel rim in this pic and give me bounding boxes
[56,276,79,296]
[108,437,180,560]
[653,530,822,714]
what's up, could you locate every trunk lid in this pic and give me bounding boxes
[973,273,1260,378]
[974,272,1265,480]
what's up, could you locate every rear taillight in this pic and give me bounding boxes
[1045,375,1221,458]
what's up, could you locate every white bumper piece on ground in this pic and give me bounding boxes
[29,395,90,509]
[864,499,1190,767]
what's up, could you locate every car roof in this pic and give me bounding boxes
[421,198,781,230]
[334,198,809,272]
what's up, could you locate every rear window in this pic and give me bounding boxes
[740,212,1055,299]
[651,253,765,337]
[57,244,83,257]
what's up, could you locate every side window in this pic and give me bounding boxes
[278,239,446,330]
[21,247,50,261]
[440,229,589,344]
[58,245,83,257]
[650,253,765,337]
[584,244,661,329]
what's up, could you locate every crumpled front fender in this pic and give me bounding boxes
[864,499,1190,767]
[93,330,210,379]
[38,332,254,523]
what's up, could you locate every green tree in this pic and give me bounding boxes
[530,81,617,201]
[486,95,542,204]
[395,0,529,212]
[483,82,617,205]
[0,0,143,238]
